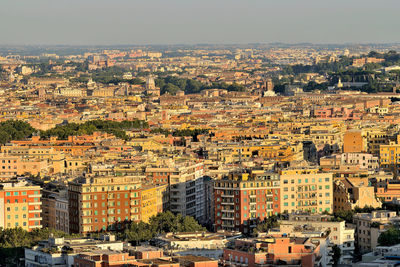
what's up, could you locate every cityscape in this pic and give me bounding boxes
[1,1,400,267]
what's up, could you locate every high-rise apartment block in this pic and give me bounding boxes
[213,170,280,234]
[0,179,42,231]
[68,176,142,234]
[280,168,333,214]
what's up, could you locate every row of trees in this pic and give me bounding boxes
[332,206,380,223]
[0,120,36,144]
[282,56,353,75]
[368,50,400,66]
[123,211,206,244]
[0,119,149,144]
[0,212,204,266]
[0,227,79,266]
[40,119,148,140]
[155,76,245,95]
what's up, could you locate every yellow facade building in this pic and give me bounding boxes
[280,168,333,214]
[140,184,168,223]
[380,141,400,175]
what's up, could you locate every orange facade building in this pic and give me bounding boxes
[0,179,42,231]
[68,176,142,234]
[343,130,365,153]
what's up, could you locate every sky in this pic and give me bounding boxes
[0,0,399,45]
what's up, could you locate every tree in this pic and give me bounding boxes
[40,119,148,140]
[378,226,400,246]
[0,227,78,267]
[0,120,36,144]
[333,210,353,223]
[253,215,279,235]
[123,212,206,244]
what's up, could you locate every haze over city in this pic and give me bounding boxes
[1,0,400,45]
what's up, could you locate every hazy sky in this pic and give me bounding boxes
[1,0,399,45]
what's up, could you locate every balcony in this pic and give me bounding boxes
[221,202,234,205]
[29,209,42,213]
[222,209,234,213]
[29,217,42,221]
[221,216,235,220]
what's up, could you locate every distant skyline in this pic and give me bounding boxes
[1,0,399,46]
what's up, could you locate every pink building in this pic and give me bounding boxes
[222,236,329,267]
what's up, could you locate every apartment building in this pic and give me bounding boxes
[223,236,332,267]
[333,177,381,212]
[42,189,69,233]
[74,251,137,267]
[279,168,333,214]
[24,235,123,267]
[213,170,280,234]
[376,180,400,203]
[1,145,66,174]
[365,129,391,155]
[343,130,366,153]
[141,184,168,223]
[169,162,206,223]
[277,214,354,265]
[0,179,42,231]
[68,176,142,234]
[320,152,379,174]
[380,141,400,175]
[0,153,49,180]
[353,210,400,254]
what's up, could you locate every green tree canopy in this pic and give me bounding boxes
[123,211,205,244]
[0,227,78,266]
[0,120,36,144]
[378,226,400,246]
[40,119,148,140]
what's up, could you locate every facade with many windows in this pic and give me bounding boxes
[68,176,141,234]
[0,179,42,231]
[279,168,333,214]
[213,170,279,234]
